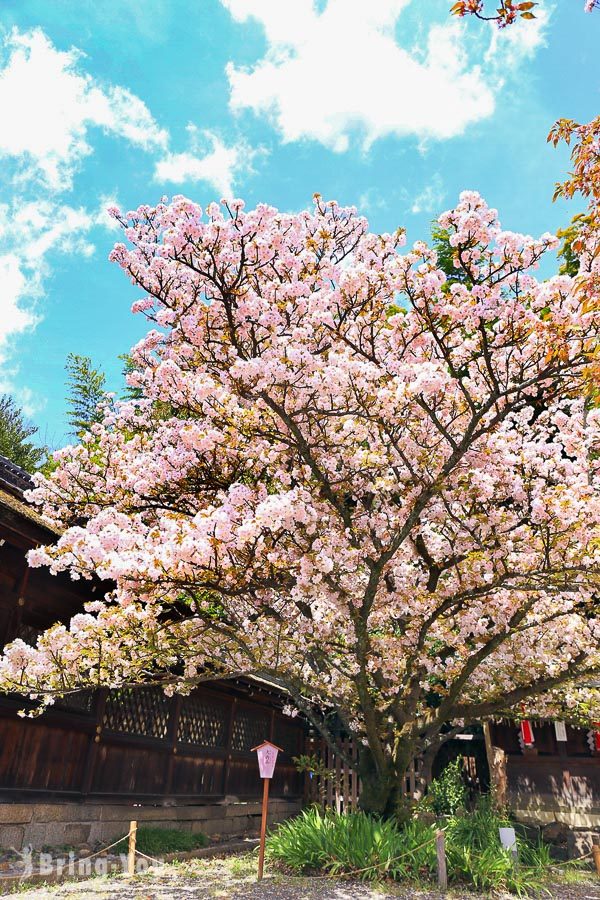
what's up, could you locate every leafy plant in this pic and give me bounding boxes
[424,758,466,816]
[267,807,436,881]
[293,753,335,804]
[134,826,208,856]
[267,798,552,894]
[445,796,551,895]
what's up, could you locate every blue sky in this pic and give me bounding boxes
[0,0,598,448]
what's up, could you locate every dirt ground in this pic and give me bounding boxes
[4,854,600,900]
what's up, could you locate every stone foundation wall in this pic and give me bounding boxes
[511,803,600,858]
[0,798,303,851]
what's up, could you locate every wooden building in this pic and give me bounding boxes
[488,719,600,839]
[0,454,305,847]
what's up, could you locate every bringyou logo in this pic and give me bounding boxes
[9,845,162,880]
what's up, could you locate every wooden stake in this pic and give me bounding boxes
[257,778,269,880]
[592,844,600,877]
[436,830,447,891]
[127,820,137,877]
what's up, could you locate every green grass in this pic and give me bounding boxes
[133,826,209,856]
[267,798,557,895]
[267,806,436,881]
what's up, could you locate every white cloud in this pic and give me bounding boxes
[94,195,122,232]
[155,127,256,196]
[485,4,550,76]
[358,188,392,215]
[220,0,548,151]
[410,174,446,215]
[0,28,168,190]
[0,27,261,406]
[0,253,37,352]
[0,199,101,373]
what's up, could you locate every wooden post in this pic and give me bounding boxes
[81,688,107,795]
[164,693,182,797]
[127,820,137,877]
[436,830,447,891]
[222,697,236,797]
[483,721,507,809]
[257,777,269,880]
[592,843,600,877]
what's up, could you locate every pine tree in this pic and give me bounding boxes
[0,395,46,473]
[65,354,107,438]
[119,353,144,401]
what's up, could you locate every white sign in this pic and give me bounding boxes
[499,827,518,860]
[554,721,567,742]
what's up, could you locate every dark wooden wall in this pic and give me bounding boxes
[0,683,305,802]
[0,496,305,803]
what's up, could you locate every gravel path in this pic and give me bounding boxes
[5,855,600,900]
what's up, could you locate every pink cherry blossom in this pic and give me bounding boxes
[1,188,600,813]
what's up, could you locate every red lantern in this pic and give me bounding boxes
[520,719,534,745]
[518,704,534,749]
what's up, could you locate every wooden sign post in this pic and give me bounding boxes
[252,740,283,881]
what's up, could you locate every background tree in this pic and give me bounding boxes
[451,1,598,26]
[0,395,46,473]
[65,353,107,438]
[119,353,144,401]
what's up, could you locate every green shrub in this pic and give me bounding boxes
[424,757,466,816]
[134,826,208,856]
[267,798,552,894]
[445,797,551,895]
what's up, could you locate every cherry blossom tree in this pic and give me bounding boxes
[1,166,600,814]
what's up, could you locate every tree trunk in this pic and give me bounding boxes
[357,745,413,822]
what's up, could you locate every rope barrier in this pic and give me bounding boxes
[0,830,133,883]
[283,828,599,882]
[1,818,212,882]
[5,817,597,885]
[549,848,594,867]
[133,848,164,865]
[78,834,129,862]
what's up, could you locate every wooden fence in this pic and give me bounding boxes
[305,738,422,812]
[304,738,360,811]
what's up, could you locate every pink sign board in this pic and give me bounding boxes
[252,741,282,779]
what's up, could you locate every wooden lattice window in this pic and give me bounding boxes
[55,690,95,715]
[177,695,229,748]
[231,706,270,752]
[103,686,171,739]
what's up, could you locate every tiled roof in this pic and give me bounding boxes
[0,454,33,495]
[0,487,58,534]
[0,455,59,534]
